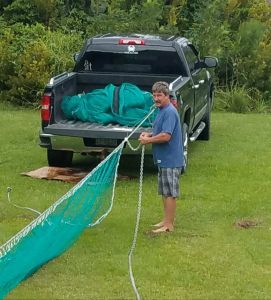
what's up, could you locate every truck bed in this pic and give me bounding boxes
[44,119,150,139]
[44,72,177,140]
[48,72,177,122]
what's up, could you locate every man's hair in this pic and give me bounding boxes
[152,81,169,96]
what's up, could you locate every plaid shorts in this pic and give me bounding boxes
[158,167,182,198]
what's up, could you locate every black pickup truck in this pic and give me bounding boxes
[39,34,217,171]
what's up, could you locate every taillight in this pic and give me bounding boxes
[171,98,179,109]
[118,38,145,45]
[41,94,51,121]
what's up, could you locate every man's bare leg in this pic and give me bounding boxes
[164,196,176,230]
[152,196,176,232]
[152,197,166,227]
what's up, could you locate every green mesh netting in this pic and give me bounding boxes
[0,144,123,299]
[61,83,156,126]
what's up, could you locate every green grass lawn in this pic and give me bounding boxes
[1,105,271,299]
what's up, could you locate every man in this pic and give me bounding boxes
[139,81,184,233]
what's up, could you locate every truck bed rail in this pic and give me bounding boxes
[44,120,151,139]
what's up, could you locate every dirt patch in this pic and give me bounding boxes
[234,219,260,229]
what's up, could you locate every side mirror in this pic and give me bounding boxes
[203,56,218,68]
[73,52,80,62]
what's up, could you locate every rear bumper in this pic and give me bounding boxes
[40,120,152,154]
[39,131,152,154]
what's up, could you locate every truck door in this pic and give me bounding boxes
[182,45,209,127]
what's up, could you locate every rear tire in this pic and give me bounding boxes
[47,149,73,167]
[181,123,188,174]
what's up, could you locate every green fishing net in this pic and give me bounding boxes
[0,144,123,299]
[61,83,156,126]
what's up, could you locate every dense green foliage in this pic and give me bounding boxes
[0,0,270,111]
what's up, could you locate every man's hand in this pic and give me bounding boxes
[139,132,171,145]
[139,132,152,145]
[139,132,152,138]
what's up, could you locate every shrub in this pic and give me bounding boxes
[214,86,268,113]
[0,23,83,106]
[85,1,164,36]
[233,19,271,101]
[6,41,52,106]
[43,30,83,75]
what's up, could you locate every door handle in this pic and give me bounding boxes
[192,84,199,89]
[199,80,205,84]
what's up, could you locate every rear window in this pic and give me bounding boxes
[78,50,186,76]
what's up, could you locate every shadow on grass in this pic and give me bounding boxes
[70,139,204,180]
[71,152,157,180]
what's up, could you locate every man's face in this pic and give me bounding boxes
[153,91,170,108]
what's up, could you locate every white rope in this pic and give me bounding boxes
[88,106,155,227]
[7,187,41,216]
[121,105,155,144]
[0,143,125,259]
[125,139,142,152]
[0,107,156,259]
[88,107,155,297]
[127,144,145,300]
[87,143,123,228]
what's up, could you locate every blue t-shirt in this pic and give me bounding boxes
[152,103,184,168]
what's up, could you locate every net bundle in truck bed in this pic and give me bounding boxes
[61,82,156,127]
